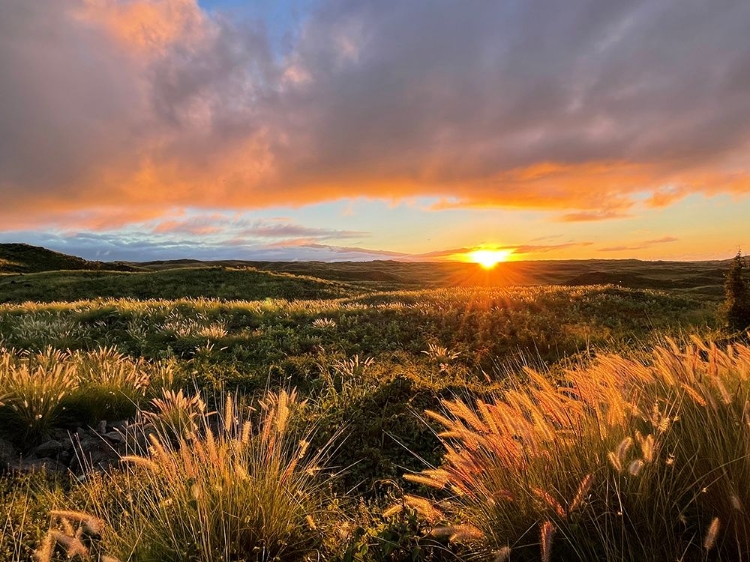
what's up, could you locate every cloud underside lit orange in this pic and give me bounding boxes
[3,0,750,231]
[3,153,750,231]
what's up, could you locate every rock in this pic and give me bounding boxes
[0,437,18,470]
[69,445,120,474]
[50,428,71,442]
[96,420,107,434]
[12,457,67,474]
[110,420,129,431]
[103,431,125,444]
[32,439,64,458]
[67,431,121,474]
[78,436,102,453]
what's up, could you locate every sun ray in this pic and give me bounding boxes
[467,249,512,269]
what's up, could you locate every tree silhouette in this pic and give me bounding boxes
[724,251,750,332]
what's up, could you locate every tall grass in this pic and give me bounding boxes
[64,347,154,423]
[0,347,176,444]
[407,338,750,561]
[0,349,77,443]
[82,389,335,562]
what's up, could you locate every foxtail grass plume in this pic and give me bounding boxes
[540,520,555,562]
[704,517,721,550]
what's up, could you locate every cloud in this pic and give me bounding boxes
[237,223,367,240]
[409,241,593,259]
[530,234,564,242]
[285,243,408,258]
[0,226,594,262]
[0,231,389,262]
[510,242,594,255]
[413,247,471,259]
[557,210,633,222]
[2,0,750,229]
[599,236,678,252]
[642,236,679,245]
[150,215,368,239]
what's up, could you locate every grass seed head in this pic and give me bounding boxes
[704,517,721,550]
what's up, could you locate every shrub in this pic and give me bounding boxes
[1,473,50,562]
[406,338,750,561]
[0,349,77,444]
[62,347,152,424]
[82,389,335,562]
[143,388,206,442]
[723,251,750,332]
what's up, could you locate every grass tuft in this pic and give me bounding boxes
[81,389,335,562]
[408,338,750,560]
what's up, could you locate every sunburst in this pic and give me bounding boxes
[467,249,512,269]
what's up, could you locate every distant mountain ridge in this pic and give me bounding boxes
[0,243,134,273]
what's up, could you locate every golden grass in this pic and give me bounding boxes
[407,338,750,560]
[33,510,108,562]
[0,349,77,441]
[0,346,176,441]
[78,389,335,562]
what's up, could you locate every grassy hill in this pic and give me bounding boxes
[0,243,134,273]
[0,243,732,302]
[139,257,729,296]
[0,266,360,303]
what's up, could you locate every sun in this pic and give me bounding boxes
[468,249,512,269]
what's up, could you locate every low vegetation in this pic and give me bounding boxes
[1,249,748,561]
[77,389,333,562]
[406,338,750,560]
[0,347,174,444]
[723,251,750,332]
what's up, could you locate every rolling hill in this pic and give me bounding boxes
[0,243,733,303]
[0,243,135,274]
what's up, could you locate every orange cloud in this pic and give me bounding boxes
[75,0,206,52]
[558,210,632,222]
[2,0,750,231]
[599,236,679,252]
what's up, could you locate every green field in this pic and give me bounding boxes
[1,244,748,562]
[0,243,730,303]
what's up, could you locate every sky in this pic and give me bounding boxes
[1,0,749,262]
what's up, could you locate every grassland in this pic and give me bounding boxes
[1,243,730,303]
[1,244,747,561]
[0,267,359,304]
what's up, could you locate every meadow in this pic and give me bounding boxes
[1,244,748,561]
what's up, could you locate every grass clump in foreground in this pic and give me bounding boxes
[0,347,175,445]
[65,389,335,562]
[405,337,750,561]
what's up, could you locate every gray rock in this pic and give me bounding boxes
[50,429,70,442]
[96,420,107,434]
[69,445,119,474]
[78,436,102,452]
[103,431,125,444]
[32,439,64,458]
[0,437,18,469]
[12,457,67,474]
